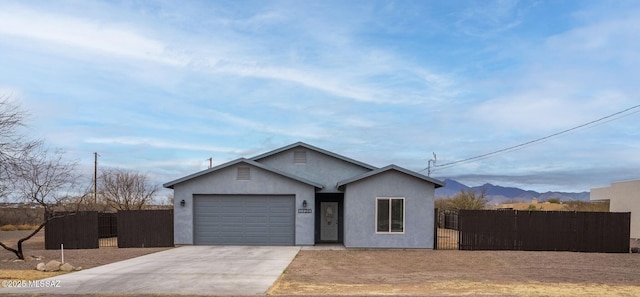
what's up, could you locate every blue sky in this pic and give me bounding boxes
[1,0,639,196]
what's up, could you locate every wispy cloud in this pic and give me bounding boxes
[202,109,331,139]
[2,1,639,193]
[454,0,525,38]
[0,4,456,106]
[0,7,186,66]
[84,137,245,154]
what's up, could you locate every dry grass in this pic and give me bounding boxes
[16,224,39,230]
[271,280,640,296]
[0,270,67,283]
[0,224,38,231]
[270,250,640,297]
[0,225,18,231]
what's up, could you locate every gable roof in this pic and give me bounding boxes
[250,142,377,171]
[163,158,324,189]
[336,164,445,190]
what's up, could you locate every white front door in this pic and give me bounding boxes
[320,202,338,241]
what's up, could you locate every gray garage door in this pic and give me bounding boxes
[194,195,295,245]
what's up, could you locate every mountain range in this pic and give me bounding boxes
[435,179,590,205]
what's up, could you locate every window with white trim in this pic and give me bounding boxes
[376,197,405,233]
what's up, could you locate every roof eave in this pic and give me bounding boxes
[250,141,378,171]
[163,158,324,189]
[336,165,445,189]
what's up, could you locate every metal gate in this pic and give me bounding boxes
[434,209,459,250]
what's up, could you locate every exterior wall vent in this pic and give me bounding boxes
[237,166,250,180]
[294,150,307,164]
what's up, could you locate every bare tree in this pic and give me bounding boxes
[0,97,40,200]
[162,192,174,207]
[99,168,158,210]
[0,147,82,259]
[0,96,85,259]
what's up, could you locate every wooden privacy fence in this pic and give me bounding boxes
[45,211,99,249]
[117,210,174,248]
[45,210,173,249]
[458,210,630,253]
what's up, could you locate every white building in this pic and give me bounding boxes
[591,179,640,239]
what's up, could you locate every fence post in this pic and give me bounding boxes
[458,210,463,250]
[433,208,438,250]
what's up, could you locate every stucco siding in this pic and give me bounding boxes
[591,179,640,239]
[173,163,315,245]
[589,187,609,201]
[343,170,435,248]
[255,148,372,192]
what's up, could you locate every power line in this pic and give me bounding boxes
[425,103,640,172]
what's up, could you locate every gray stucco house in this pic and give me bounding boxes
[164,142,444,248]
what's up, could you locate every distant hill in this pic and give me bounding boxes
[434,179,470,197]
[435,179,590,205]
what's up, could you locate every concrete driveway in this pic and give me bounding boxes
[1,246,300,296]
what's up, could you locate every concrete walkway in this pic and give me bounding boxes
[1,246,300,296]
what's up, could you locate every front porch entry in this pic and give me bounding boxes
[315,193,344,244]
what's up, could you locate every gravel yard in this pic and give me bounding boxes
[270,249,640,296]
[4,230,640,296]
[0,230,169,271]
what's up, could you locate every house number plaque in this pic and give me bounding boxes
[298,209,312,213]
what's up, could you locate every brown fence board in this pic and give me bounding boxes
[459,210,518,250]
[458,210,630,253]
[45,211,99,249]
[117,210,174,248]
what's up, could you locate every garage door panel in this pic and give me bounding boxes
[246,224,269,230]
[271,215,289,220]
[270,207,290,213]
[194,195,295,245]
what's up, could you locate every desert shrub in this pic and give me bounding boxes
[434,198,449,210]
[546,198,561,204]
[440,189,488,210]
[0,208,44,225]
[565,201,609,212]
[0,224,18,231]
[527,205,537,211]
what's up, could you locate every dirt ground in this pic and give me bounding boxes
[0,230,169,277]
[270,249,640,296]
[4,230,640,296]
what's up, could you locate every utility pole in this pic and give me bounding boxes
[94,152,99,204]
[427,152,436,177]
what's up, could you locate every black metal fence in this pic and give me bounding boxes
[98,212,118,247]
[458,210,630,253]
[45,210,174,250]
[434,209,459,250]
